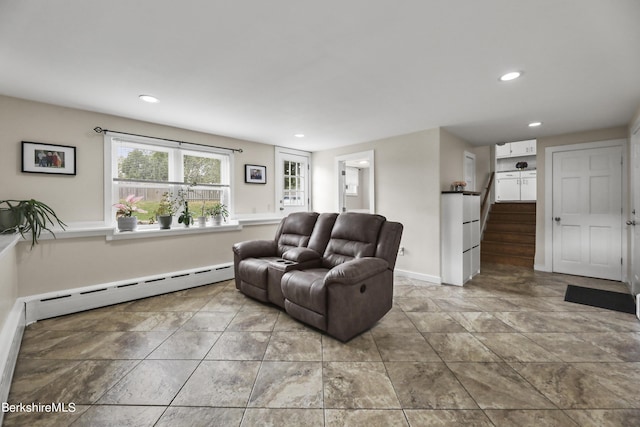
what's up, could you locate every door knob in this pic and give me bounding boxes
[554,217,561,222]
[627,220,637,226]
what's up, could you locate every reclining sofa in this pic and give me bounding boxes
[233,211,403,341]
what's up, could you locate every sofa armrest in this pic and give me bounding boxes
[232,240,277,260]
[282,247,322,263]
[324,257,389,285]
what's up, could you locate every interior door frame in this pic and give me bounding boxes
[335,150,375,213]
[630,119,640,298]
[543,138,628,278]
[275,146,312,216]
[463,150,476,192]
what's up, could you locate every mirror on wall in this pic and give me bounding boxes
[335,150,375,213]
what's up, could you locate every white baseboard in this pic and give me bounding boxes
[637,294,639,321]
[0,300,25,420]
[24,262,235,324]
[534,263,552,272]
[394,269,441,285]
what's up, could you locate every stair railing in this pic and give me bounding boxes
[480,171,495,234]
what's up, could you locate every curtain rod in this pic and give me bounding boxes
[93,127,243,153]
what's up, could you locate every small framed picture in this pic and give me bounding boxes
[22,141,76,176]
[245,164,267,184]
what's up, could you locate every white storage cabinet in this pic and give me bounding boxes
[441,192,481,286]
[496,170,537,201]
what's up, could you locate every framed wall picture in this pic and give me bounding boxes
[245,164,266,184]
[22,141,76,176]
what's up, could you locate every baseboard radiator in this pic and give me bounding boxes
[24,262,234,324]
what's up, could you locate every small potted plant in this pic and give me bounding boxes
[155,192,176,229]
[178,201,194,227]
[0,199,66,247]
[196,200,207,227]
[209,202,229,225]
[113,194,147,232]
[451,181,467,192]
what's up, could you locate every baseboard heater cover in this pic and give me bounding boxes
[24,262,234,324]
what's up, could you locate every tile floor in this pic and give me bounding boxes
[3,263,640,426]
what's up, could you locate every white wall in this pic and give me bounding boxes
[312,128,441,279]
[0,95,279,295]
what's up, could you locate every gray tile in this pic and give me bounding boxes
[147,330,221,359]
[403,409,493,426]
[372,331,441,362]
[98,360,198,405]
[241,409,324,427]
[323,362,400,409]
[322,332,382,362]
[264,331,322,361]
[325,409,409,426]
[564,409,640,427]
[405,312,467,333]
[248,361,323,408]
[72,405,165,427]
[385,362,478,409]
[484,409,579,426]
[173,360,261,406]
[205,331,270,360]
[447,362,556,409]
[155,407,244,427]
[424,333,501,362]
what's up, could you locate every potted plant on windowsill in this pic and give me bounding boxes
[178,201,194,227]
[155,192,175,230]
[0,199,66,247]
[196,200,207,227]
[113,194,147,232]
[208,202,229,226]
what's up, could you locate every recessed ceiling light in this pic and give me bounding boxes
[499,71,522,82]
[294,133,305,138]
[139,94,159,103]
[528,121,542,127]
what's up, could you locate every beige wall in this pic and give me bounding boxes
[312,129,441,278]
[534,125,628,267]
[0,95,279,295]
[439,129,474,192]
[473,145,493,192]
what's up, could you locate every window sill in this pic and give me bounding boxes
[106,221,242,240]
[14,216,281,243]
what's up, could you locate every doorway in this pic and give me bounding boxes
[335,150,375,213]
[551,143,623,281]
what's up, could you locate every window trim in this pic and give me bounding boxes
[103,132,235,227]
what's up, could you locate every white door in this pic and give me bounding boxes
[630,124,640,296]
[275,147,310,215]
[463,151,476,191]
[552,146,623,280]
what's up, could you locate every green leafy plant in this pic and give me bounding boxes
[155,192,176,217]
[0,199,66,247]
[178,201,193,226]
[208,202,229,220]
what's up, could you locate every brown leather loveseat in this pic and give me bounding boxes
[233,212,403,341]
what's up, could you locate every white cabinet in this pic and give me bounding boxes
[496,170,537,201]
[496,171,521,201]
[495,140,536,158]
[495,143,511,158]
[441,192,481,286]
[520,170,537,201]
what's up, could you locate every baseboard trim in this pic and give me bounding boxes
[394,269,441,285]
[0,300,26,422]
[24,262,235,324]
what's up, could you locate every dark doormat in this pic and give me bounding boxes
[564,285,636,314]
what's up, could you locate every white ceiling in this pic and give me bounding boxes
[1,0,639,151]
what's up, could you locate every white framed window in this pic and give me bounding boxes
[275,147,311,215]
[103,133,233,225]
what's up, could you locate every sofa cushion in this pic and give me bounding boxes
[322,213,386,269]
[281,268,329,315]
[276,212,319,255]
[238,257,282,288]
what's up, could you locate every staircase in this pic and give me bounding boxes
[481,202,536,267]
